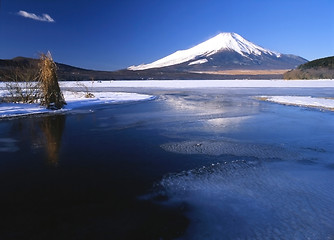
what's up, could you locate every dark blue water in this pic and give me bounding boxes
[1,88,334,239]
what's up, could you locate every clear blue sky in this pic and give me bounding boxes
[1,0,333,70]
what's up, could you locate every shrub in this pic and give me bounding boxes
[39,52,66,109]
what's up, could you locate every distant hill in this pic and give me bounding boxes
[284,56,334,79]
[0,56,287,81]
[0,57,121,81]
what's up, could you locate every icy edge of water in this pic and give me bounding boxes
[0,91,155,119]
[258,96,334,111]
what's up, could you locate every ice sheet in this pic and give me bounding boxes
[156,160,334,239]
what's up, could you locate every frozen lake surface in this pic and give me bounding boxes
[0,85,334,239]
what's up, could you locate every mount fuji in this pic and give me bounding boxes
[128,33,307,72]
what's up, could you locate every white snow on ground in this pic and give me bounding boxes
[261,96,334,110]
[62,91,154,106]
[0,90,154,118]
[58,79,334,88]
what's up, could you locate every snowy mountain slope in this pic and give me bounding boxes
[128,33,307,71]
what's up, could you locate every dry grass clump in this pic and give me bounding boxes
[74,81,95,98]
[39,52,66,109]
[254,96,269,101]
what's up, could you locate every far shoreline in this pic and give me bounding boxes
[58,79,334,89]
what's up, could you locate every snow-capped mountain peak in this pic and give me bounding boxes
[128,32,281,71]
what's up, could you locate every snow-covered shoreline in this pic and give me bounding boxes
[259,96,334,111]
[1,79,334,118]
[0,91,155,119]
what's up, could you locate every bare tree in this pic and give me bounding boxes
[2,67,41,103]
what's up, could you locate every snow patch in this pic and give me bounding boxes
[188,59,208,66]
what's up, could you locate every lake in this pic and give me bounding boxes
[1,87,334,239]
